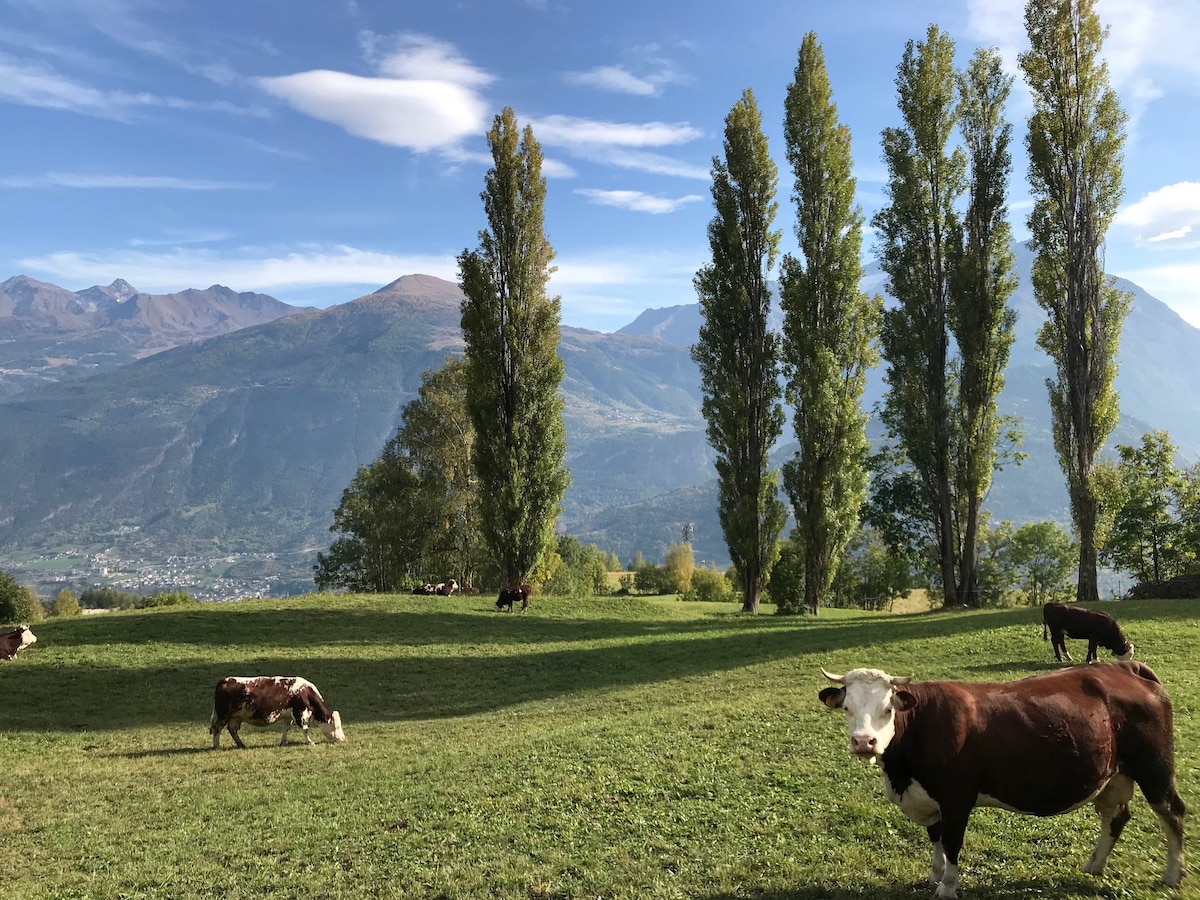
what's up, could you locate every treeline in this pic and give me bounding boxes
[0,575,198,625]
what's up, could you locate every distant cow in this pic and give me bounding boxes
[210,676,346,749]
[1042,601,1134,663]
[819,663,1185,898]
[436,579,458,596]
[496,583,531,612]
[0,626,37,660]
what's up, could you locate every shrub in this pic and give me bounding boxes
[49,588,82,618]
[138,590,199,608]
[663,543,695,594]
[80,586,139,610]
[634,561,668,595]
[681,566,735,603]
[767,541,805,614]
[0,575,45,625]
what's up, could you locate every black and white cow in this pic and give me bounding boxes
[0,626,37,660]
[210,676,346,749]
[819,663,1185,898]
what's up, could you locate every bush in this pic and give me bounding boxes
[681,566,736,603]
[767,541,805,614]
[634,561,668,595]
[663,543,695,594]
[49,588,82,618]
[138,590,199,608]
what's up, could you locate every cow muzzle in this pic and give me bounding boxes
[850,733,880,757]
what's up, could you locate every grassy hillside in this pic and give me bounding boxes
[1,595,1197,899]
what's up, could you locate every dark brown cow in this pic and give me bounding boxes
[1043,601,1134,663]
[210,676,346,749]
[0,626,37,660]
[495,583,531,612]
[820,663,1184,898]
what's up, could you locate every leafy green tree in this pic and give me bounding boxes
[49,588,82,618]
[1020,0,1130,603]
[0,569,29,624]
[874,25,966,606]
[949,47,1018,607]
[316,358,482,593]
[1008,520,1076,605]
[1098,431,1186,585]
[691,88,786,614]
[634,560,668,595]
[829,527,913,611]
[1175,462,1200,571]
[459,106,571,589]
[779,32,882,616]
[543,535,611,596]
[79,586,138,610]
[663,542,696,594]
[766,539,805,615]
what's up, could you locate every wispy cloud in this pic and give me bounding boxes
[564,63,684,97]
[0,52,265,119]
[260,33,492,154]
[575,188,703,214]
[529,114,701,148]
[18,245,462,294]
[1114,181,1200,250]
[0,172,269,190]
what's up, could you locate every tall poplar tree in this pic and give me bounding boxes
[691,88,785,614]
[1020,0,1129,603]
[949,47,1018,606]
[458,107,570,589]
[873,25,965,604]
[779,32,881,616]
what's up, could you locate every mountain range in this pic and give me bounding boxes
[0,252,1197,599]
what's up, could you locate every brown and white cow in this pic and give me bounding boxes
[210,676,346,749]
[819,663,1184,898]
[1043,601,1134,663]
[0,626,37,660]
[495,583,531,612]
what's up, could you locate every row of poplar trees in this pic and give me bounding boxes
[695,0,1129,613]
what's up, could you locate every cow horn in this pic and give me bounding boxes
[821,668,845,683]
[890,675,913,685]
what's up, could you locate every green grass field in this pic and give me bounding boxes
[2,594,1198,899]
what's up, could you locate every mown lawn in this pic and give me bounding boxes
[1,593,1198,899]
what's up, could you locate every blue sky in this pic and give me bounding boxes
[2,0,1199,332]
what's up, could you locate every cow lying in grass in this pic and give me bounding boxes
[819,663,1184,898]
[210,676,345,749]
[0,626,36,660]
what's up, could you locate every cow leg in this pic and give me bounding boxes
[279,720,291,745]
[927,823,946,887]
[210,715,223,749]
[228,724,247,749]
[933,808,971,900]
[1087,641,1098,664]
[1084,774,1134,876]
[1145,786,1186,887]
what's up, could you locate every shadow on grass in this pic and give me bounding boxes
[0,604,1058,734]
[699,874,1100,899]
[109,746,213,758]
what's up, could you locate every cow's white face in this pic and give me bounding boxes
[1118,644,1135,661]
[820,668,914,759]
[320,711,346,743]
[19,627,36,649]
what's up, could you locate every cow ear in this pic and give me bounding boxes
[819,686,846,710]
[892,689,917,711]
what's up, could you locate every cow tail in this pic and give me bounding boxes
[1042,620,1047,641]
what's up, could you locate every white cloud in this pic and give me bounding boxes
[570,147,711,180]
[259,69,488,152]
[541,158,578,179]
[1114,182,1200,249]
[260,34,493,154]
[575,189,703,214]
[0,172,268,190]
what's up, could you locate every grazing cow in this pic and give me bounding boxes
[1043,601,1134,663]
[819,663,1184,898]
[0,626,37,660]
[496,583,532,612]
[210,676,346,749]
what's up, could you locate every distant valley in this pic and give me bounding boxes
[0,253,1198,600]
